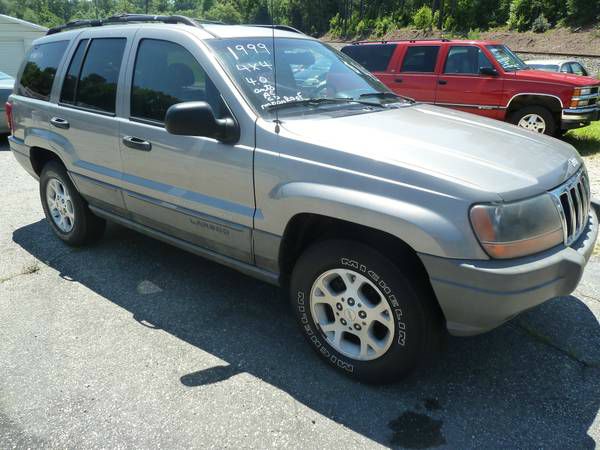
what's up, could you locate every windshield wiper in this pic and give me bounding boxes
[265,97,385,111]
[359,92,414,103]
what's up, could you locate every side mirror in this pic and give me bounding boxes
[165,101,239,144]
[479,67,498,76]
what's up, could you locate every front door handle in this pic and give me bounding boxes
[50,117,70,129]
[438,79,448,85]
[394,77,403,83]
[122,136,152,152]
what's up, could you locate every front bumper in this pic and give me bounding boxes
[561,106,600,130]
[419,206,599,336]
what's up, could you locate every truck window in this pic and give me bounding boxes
[569,62,587,76]
[62,38,126,114]
[18,41,68,101]
[400,46,440,73]
[444,46,494,74]
[130,39,226,123]
[60,39,89,105]
[340,44,397,72]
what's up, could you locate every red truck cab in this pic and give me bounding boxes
[341,39,600,136]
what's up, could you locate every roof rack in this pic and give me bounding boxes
[352,38,451,44]
[46,13,218,37]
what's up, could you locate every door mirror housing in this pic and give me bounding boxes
[165,101,239,144]
[479,67,498,76]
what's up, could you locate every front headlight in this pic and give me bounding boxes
[573,87,592,97]
[470,194,563,259]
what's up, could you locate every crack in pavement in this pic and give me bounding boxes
[0,263,41,285]
[517,322,600,369]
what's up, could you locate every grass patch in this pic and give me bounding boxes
[564,122,600,157]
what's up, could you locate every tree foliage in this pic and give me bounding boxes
[0,0,597,37]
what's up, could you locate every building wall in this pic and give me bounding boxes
[0,15,47,77]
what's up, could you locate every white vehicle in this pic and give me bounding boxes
[525,59,590,77]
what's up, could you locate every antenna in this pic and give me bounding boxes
[270,0,280,133]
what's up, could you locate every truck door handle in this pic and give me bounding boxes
[394,77,403,83]
[122,136,152,151]
[50,117,70,129]
[438,79,448,85]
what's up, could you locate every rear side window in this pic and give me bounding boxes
[340,44,397,72]
[18,41,68,101]
[131,39,225,123]
[60,39,89,104]
[400,46,440,73]
[60,38,126,113]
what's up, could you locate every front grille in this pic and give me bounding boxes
[549,168,591,245]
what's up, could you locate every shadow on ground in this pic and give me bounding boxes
[13,220,600,448]
[0,135,9,151]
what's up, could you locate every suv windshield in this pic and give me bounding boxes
[486,45,528,71]
[207,37,407,117]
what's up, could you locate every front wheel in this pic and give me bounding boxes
[290,239,442,384]
[509,105,556,136]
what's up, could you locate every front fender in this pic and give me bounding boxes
[260,181,488,260]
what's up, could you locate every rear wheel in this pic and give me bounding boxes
[290,239,443,384]
[509,105,556,136]
[40,160,105,246]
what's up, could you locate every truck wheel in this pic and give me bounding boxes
[40,160,105,246]
[509,106,556,136]
[290,239,443,384]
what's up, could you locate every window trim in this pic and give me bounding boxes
[57,37,126,116]
[399,45,441,74]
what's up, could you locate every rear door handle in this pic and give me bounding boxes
[394,77,403,83]
[438,79,448,85]
[50,117,69,129]
[122,136,152,152]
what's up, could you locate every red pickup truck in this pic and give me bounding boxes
[341,39,600,136]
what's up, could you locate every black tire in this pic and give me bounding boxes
[509,105,556,136]
[39,160,105,246]
[290,239,443,384]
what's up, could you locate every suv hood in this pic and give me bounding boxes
[515,69,600,86]
[280,104,581,202]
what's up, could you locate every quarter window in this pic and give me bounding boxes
[60,39,89,104]
[400,46,439,73]
[131,39,226,123]
[444,46,494,74]
[341,44,397,72]
[18,41,68,101]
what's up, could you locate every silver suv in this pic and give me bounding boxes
[8,15,599,383]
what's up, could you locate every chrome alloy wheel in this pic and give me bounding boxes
[517,113,546,133]
[46,178,75,233]
[310,268,395,361]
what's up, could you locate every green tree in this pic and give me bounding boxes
[413,5,433,30]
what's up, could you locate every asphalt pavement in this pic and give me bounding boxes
[1,135,600,449]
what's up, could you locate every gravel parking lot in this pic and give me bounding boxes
[1,135,600,449]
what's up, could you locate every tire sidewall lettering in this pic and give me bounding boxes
[341,257,407,346]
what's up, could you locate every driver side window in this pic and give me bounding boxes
[130,39,226,123]
[444,46,494,75]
